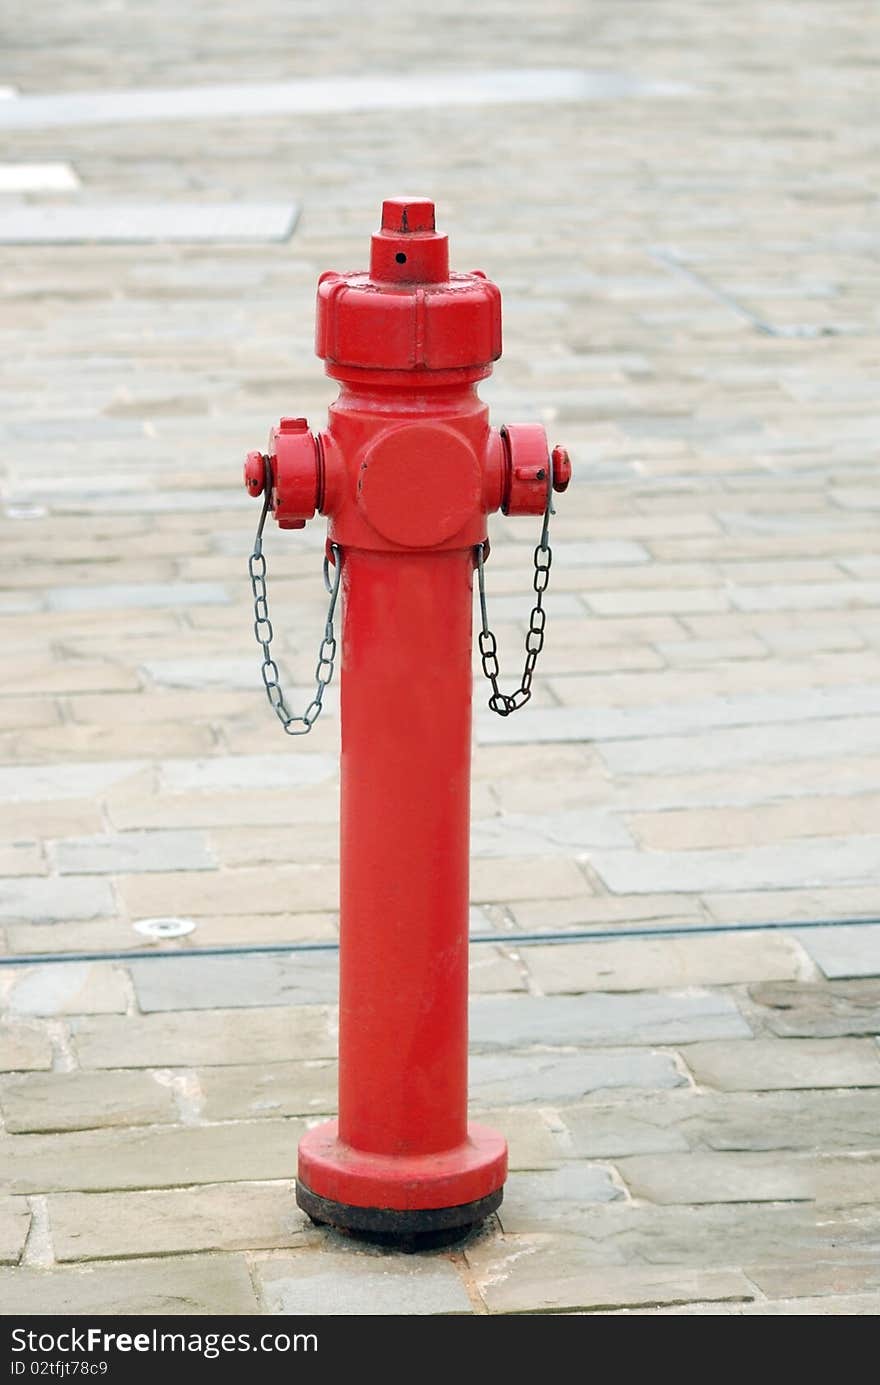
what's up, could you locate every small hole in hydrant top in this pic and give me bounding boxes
[395,252,407,264]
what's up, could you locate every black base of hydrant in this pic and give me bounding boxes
[296,1181,502,1249]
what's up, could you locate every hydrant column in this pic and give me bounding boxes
[245,198,570,1239]
[338,546,473,1159]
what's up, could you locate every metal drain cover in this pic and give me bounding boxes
[133,916,195,940]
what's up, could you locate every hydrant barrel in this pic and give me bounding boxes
[338,549,472,1159]
[245,198,570,1239]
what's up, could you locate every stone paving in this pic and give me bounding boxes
[1,0,879,1316]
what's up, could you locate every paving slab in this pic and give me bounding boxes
[614,1152,877,1206]
[749,979,880,1038]
[681,1038,880,1091]
[795,924,880,980]
[465,1233,755,1313]
[0,1021,53,1072]
[129,952,340,1012]
[0,878,116,923]
[746,1262,880,1301]
[50,1182,309,1261]
[45,582,230,612]
[0,1119,305,1194]
[590,837,880,895]
[1,963,128,1016]
[198,1061,337,1121]
[470,991,750,1049]
[0,762,145,804]
[7,919,194,956]
[468,948,528,993]
[117,865,340,918]
[0,1256,261,1314]
[479,690,880,749]
[0,1196,30,1265]
[470,1105,575,1170]
[498,1164,624,1233]
[469,857,589,903]
[598,720,880,777]
[470,810,633,855]
[51,829,214,875]
[0,1069,178,1133]
[71,1006,338,1068]
[561,1089,880,1157]
[466,1203,880,1297]
[255,1246,473,1316]
[522,932,805,993]
[0,843,46,877]
[469,1047,686,1106]
[629,795,880,851]
[159,754,337,794]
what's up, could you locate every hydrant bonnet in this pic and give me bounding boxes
[315,198,502,374]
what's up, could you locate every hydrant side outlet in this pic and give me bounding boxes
[244,198,571,1241]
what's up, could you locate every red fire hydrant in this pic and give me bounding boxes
[245,198,570,1240]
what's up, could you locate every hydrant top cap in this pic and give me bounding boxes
[370,196,449,286]
[380,198,436,233]
[315,198,503,374]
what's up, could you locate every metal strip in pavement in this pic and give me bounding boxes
[1,915,878,966]
[0,201,299,244]
[0,69,694,130]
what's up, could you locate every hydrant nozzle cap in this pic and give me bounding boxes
[371,196,449,285]
[380,198,436,233]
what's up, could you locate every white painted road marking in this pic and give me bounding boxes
[0,162,79,191]
[0,69,694,129]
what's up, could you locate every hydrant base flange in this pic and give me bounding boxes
[296,1118,507,1233]
[295,1182,502,1239]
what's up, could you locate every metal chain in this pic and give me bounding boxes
[476,457,555,717]
[248,456,342,735]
